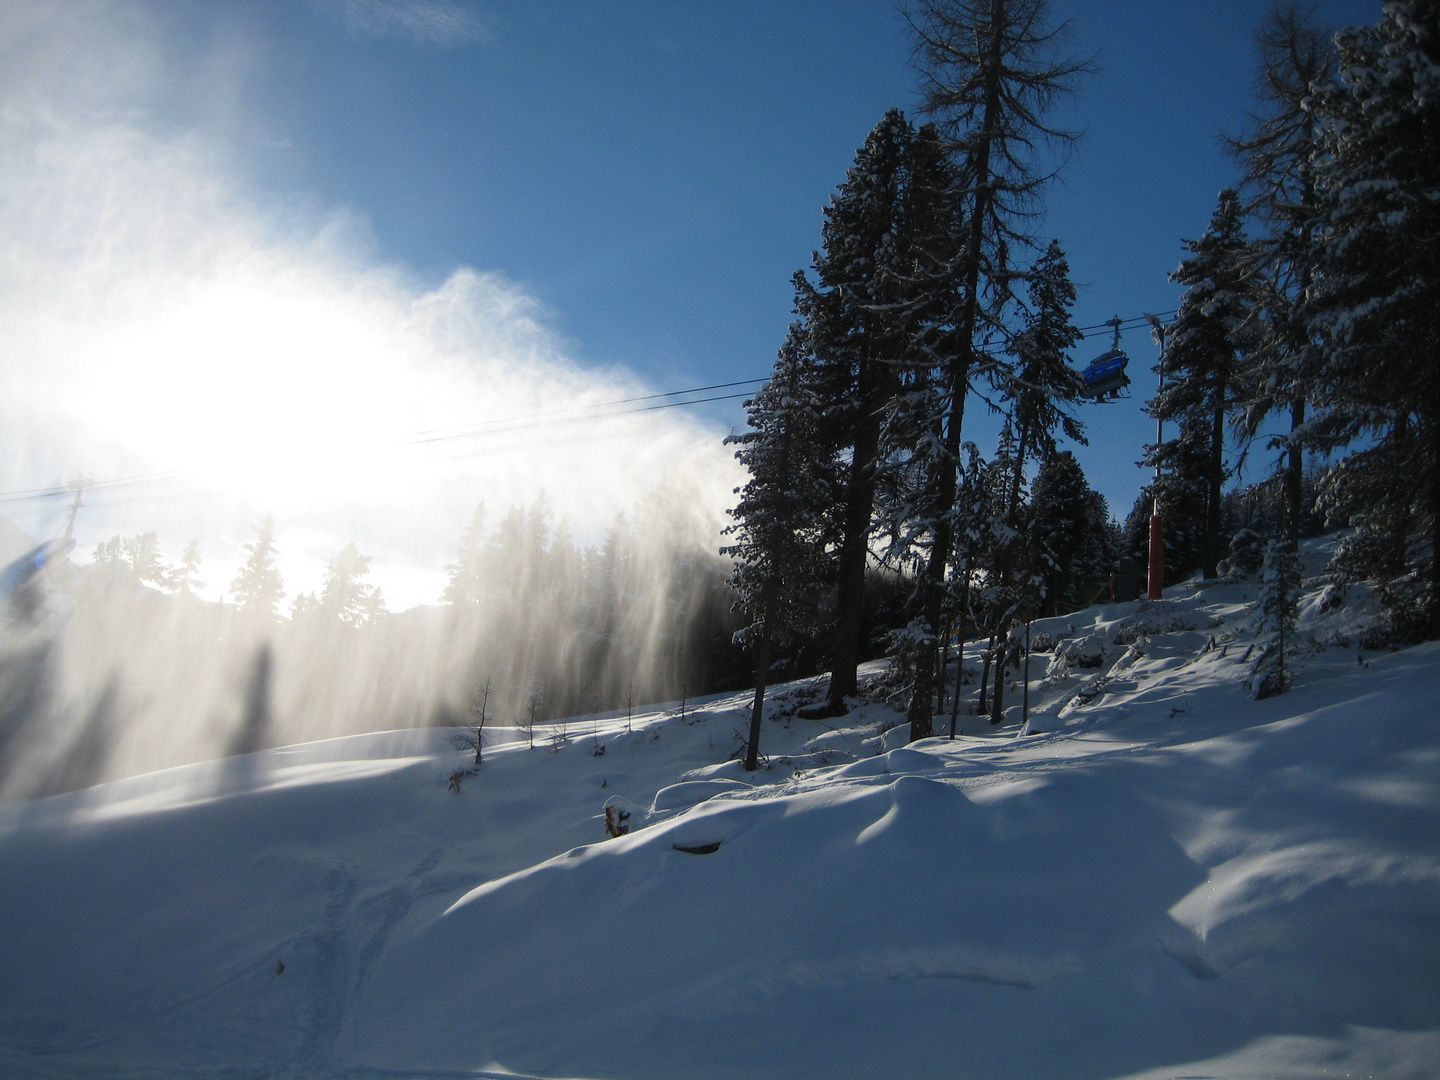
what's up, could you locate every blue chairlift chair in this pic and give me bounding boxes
[1079,316,1131,400]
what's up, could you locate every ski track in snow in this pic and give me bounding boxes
[1,560,1438,1079]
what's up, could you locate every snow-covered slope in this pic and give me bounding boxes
[1,570,1437,1079]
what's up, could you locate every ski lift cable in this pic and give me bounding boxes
[403,391,755,445]
[0,390,761,501]
[0,471,187,504]
[0,308,1175,502]
[1074,309,1176,338]
[401,378,766,441]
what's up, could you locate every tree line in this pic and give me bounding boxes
[1127,1,1438,646]
[726,0,1440,754]
[1,498,751,797]
[726,0,1106,759]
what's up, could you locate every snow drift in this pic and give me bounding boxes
[0,570,1437,1079]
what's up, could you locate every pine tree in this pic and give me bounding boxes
[794,109,913,715]
[873,122,966,589]
[722,323,832,770]
[1005,241,1085,522]
[1226,3,1338,549]
[943,441,992,729]
[1304,1,1440,638]
[170,540,205,596]
[93,536,123,565]
[977,423,1029,723]
[1125,434,1211,587]
[1250,539,1301,697]
[122,532,169,588]
[317,542,384,628]
[1153,189,1250,579]
[231,516,284,618]
[443,504,487,607]
[1028,451,1093,610]
[899,0,1093,739]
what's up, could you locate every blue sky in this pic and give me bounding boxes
[0,0,1384,605]
[164,0,1377,516]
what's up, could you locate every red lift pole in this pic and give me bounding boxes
[1144,315,1167,600]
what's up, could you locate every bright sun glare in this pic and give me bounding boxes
[0,59,740,608]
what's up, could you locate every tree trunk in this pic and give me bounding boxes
[937,628,950,715]
[977,632,995,714]
[1430,415,1440,639]
[827,354,884,713]
[1009,419,1031,527]
[905,13,1004,740]
[1204,371,1227,579]
[744,603,774,772]
[1284,399,1305,550]
[989,638,1007,725]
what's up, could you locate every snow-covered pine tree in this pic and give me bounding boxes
[1152,189,1250,579]
[1005,240,1086,523]
[1250,538,1301,698]
[1226,4,1338,549]
[1304,1,1440,639]
[873,122,965,580]
[899,0,1093,739]
[722,322,832,771]
[975,423,1029,723]
[974,422,1025,626]
[794,110,912,716]
[230,516,284,618]
[93,536,123,565]
[869,121,970,716]
[1028,451,1094,612]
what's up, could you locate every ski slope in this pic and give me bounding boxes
[1,566,1437,1079]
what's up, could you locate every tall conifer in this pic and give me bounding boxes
[900,0,1092,738]
[231,516,284,619]
[723,324,832,768]
[1226,4,1337,548]
[1304,1,1440,637]
[1153,189,1250,580]
[794,110,912,714]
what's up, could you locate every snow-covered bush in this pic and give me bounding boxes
[881,617,933,705]
[1111,608,1209,643]
[1217,528,1266,579]
[1046,633,1106,680]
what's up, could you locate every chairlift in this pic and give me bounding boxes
[1078,316,1132,400]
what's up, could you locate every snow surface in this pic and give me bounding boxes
[1,562,1438,1079]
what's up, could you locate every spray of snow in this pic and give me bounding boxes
[0,1,742,788]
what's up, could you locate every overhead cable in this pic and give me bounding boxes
[0,307,1177,502]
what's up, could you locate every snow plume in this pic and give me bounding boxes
[0,2,742,796]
